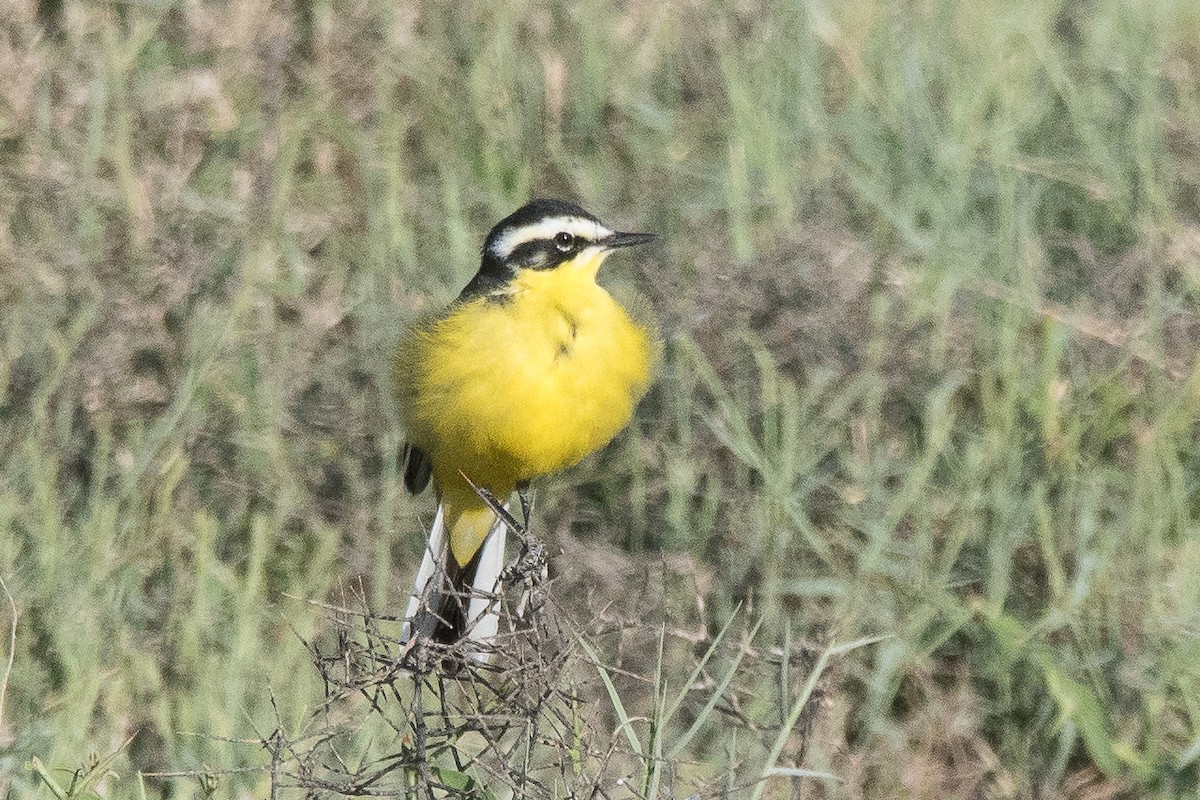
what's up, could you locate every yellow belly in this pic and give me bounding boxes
[397,261,656,502]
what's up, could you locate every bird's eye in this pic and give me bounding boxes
[553,231,574,251]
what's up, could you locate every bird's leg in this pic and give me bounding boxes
[516,481,534,532]
[501,481,546,608]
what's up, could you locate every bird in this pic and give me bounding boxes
[394,198,658,660]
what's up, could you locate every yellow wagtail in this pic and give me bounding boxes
[395,199,657,656]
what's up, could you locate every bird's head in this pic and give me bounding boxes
[480,199,654,282]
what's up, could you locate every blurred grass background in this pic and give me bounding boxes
[2,0,1200,796]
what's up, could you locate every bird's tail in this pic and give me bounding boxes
[402,501,507,661]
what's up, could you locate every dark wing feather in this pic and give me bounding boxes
[402,442,434,494]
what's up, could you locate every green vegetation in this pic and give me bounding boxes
[3,0,1200,796]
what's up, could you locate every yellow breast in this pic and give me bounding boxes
[397,254,656,495]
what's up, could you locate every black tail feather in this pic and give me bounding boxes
[430,547,483,645]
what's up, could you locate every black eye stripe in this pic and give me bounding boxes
[506,237,585,270]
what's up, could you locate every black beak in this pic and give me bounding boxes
[601,231,656,250]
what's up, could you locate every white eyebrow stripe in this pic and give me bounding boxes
[488,215,613,259]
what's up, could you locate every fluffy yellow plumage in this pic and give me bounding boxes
[397,248,656,563]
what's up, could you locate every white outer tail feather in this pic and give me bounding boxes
[401,503,446,640]
[402,501,508,663]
